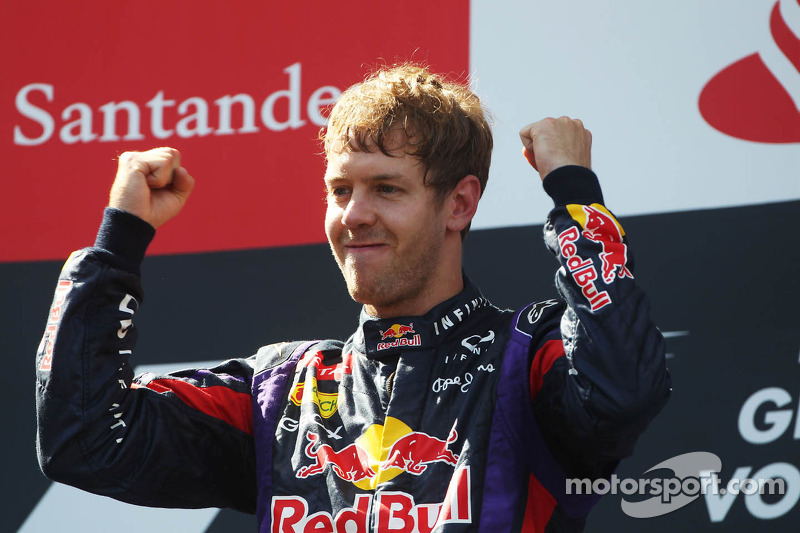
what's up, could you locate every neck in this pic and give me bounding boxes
[364,268,464,318]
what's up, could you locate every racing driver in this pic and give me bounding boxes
[36,64,671,531]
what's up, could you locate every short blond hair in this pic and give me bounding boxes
[324,64,492,234]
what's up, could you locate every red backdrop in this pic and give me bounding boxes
[1,0,469,261]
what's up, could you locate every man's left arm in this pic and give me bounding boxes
[520,118,672,479]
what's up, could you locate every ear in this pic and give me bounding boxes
[445,175,481,233]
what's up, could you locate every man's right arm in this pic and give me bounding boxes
[35,150,258,512]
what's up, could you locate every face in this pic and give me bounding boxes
[324,146,450,316]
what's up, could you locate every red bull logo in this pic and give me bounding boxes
[382,426,459,475]
[558,226,612,311]
[295,418,460,486]
[579,204,633,284]
[285,419,469,530]
[580,204,624,243]
[377,323,421,351]
[598,243,632,284]
[565,203,634,286]
[297,431,376,482]
[380,323,416,340]
[274,466,472,532]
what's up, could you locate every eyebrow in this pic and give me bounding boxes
[324,173,404,185]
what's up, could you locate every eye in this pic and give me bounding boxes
[377,184,397,194]
[329,186,350,198]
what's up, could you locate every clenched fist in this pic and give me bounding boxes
[519,117,592,181]
[109,147,194,229]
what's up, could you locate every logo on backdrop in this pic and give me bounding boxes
[2,1,469,263]
[565,342,800,524]
[565,451,791,519]
[699,0,800,143]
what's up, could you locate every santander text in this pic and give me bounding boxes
[14,63,340,146]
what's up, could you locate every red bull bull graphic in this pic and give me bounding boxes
[273,466,471,532]
[382,426,460,475]
[295,417,460,488]
[297,431,376,482]
[572,204,633,284]
[381,323,416,340]
[377,323,421,351]
[564,203,633,288]
[573,204,624,242]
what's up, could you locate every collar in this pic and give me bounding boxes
[352,277,494,357]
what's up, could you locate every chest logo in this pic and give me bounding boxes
[297,431,376,482]
[275,467,472,531]
[295,417,460,491]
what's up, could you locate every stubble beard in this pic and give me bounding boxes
[334,236,444,314]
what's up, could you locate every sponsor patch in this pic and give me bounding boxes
[38,279,72,371]
[289,381,339,419]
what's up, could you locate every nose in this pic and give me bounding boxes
[340,190,377,228]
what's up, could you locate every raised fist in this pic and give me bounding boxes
[109,147,194,229]
[519,117,592,181]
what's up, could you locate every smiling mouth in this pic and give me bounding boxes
[344,241,386,248]
[343,243,388,255]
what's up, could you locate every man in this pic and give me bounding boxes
[36,64,670,531]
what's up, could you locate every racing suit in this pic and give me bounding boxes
[35,166,671,532]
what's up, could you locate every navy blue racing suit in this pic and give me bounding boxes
[35,166,671,532]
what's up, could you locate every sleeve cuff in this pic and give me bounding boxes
[542,165,605,206]
[93,208,156,273]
